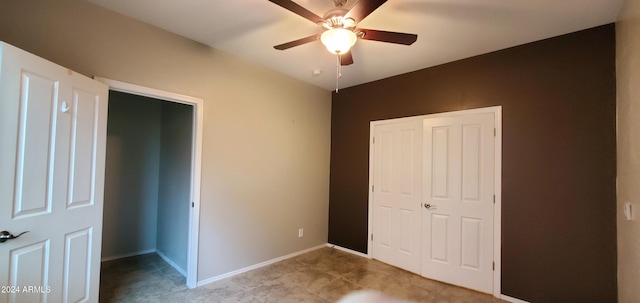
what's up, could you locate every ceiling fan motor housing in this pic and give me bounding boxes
[322,9,355,30]
[332,0,348,7]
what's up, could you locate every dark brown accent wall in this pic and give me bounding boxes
[329,24,617,302]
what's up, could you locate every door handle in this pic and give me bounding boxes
[0,231,29,243]
[424,203,436,210]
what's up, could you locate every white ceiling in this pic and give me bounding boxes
[86,0,625,91]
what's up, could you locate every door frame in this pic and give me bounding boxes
[95,77,203,289]
[368,106,502,297]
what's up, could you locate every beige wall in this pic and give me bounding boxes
[0,0,331,281]
[617,1,640,302]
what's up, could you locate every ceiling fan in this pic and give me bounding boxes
[268,0,418,66]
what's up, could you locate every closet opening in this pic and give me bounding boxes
[96,78,203,291]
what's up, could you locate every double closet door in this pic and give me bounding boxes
[370,109,496,294]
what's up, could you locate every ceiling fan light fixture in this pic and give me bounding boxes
[321,28,357,54]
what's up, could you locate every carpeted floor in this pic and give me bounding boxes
[99,247,508,302]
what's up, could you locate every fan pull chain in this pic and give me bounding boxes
[335,53,342,93]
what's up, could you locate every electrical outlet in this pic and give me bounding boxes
[624,202,633,221]
[298,228,304,238]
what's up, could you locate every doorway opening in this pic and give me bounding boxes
[96,78,203,289]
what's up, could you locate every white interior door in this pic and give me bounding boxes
[371,119,422,274]
[0,42,108,303]
[421,112,495,293]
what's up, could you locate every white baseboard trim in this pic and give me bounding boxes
[196,244,327,287]
[156,249,187,277]
[500,294,530,303]
[101,249,156,262]
[327,243,371,259]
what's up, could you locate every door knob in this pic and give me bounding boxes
[0,231,29,243]
[424,203,436,210]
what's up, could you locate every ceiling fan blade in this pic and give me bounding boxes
[268,0,324,24]
[340,52,354,65]
[357,28,417,45]
[274,34,320,50]
[345,0,387,22]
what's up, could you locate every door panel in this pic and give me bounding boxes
[460,217,481,269]
[8,241,50,303]
[462,125,482,202]
[400,130,415,195]
[372,120,422,274]
[13,72,58,219]
[68,89,100,208]
[431,127,451,199]
[0,42,107,303]
[380,131,393,192]
[398,209,413,253]
[422,113,495,294]
[379,206,392,248]
[430,214,448,262]
[63,228,91,302]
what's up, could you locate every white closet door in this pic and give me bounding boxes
[0,42,108,303]
[371,119,422,274]
[422,112,495,293]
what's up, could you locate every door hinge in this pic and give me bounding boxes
[372,185,374,192]
[493,195,495,204]
[373,136,375,144]
[371,234,373,241]
[192,202,195,208]
[494,128,496,137]
[493,261,495,271]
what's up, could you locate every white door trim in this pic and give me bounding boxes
[94,77,203,289]
[368,106,502,297]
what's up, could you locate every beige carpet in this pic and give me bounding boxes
[99,247,507,303]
